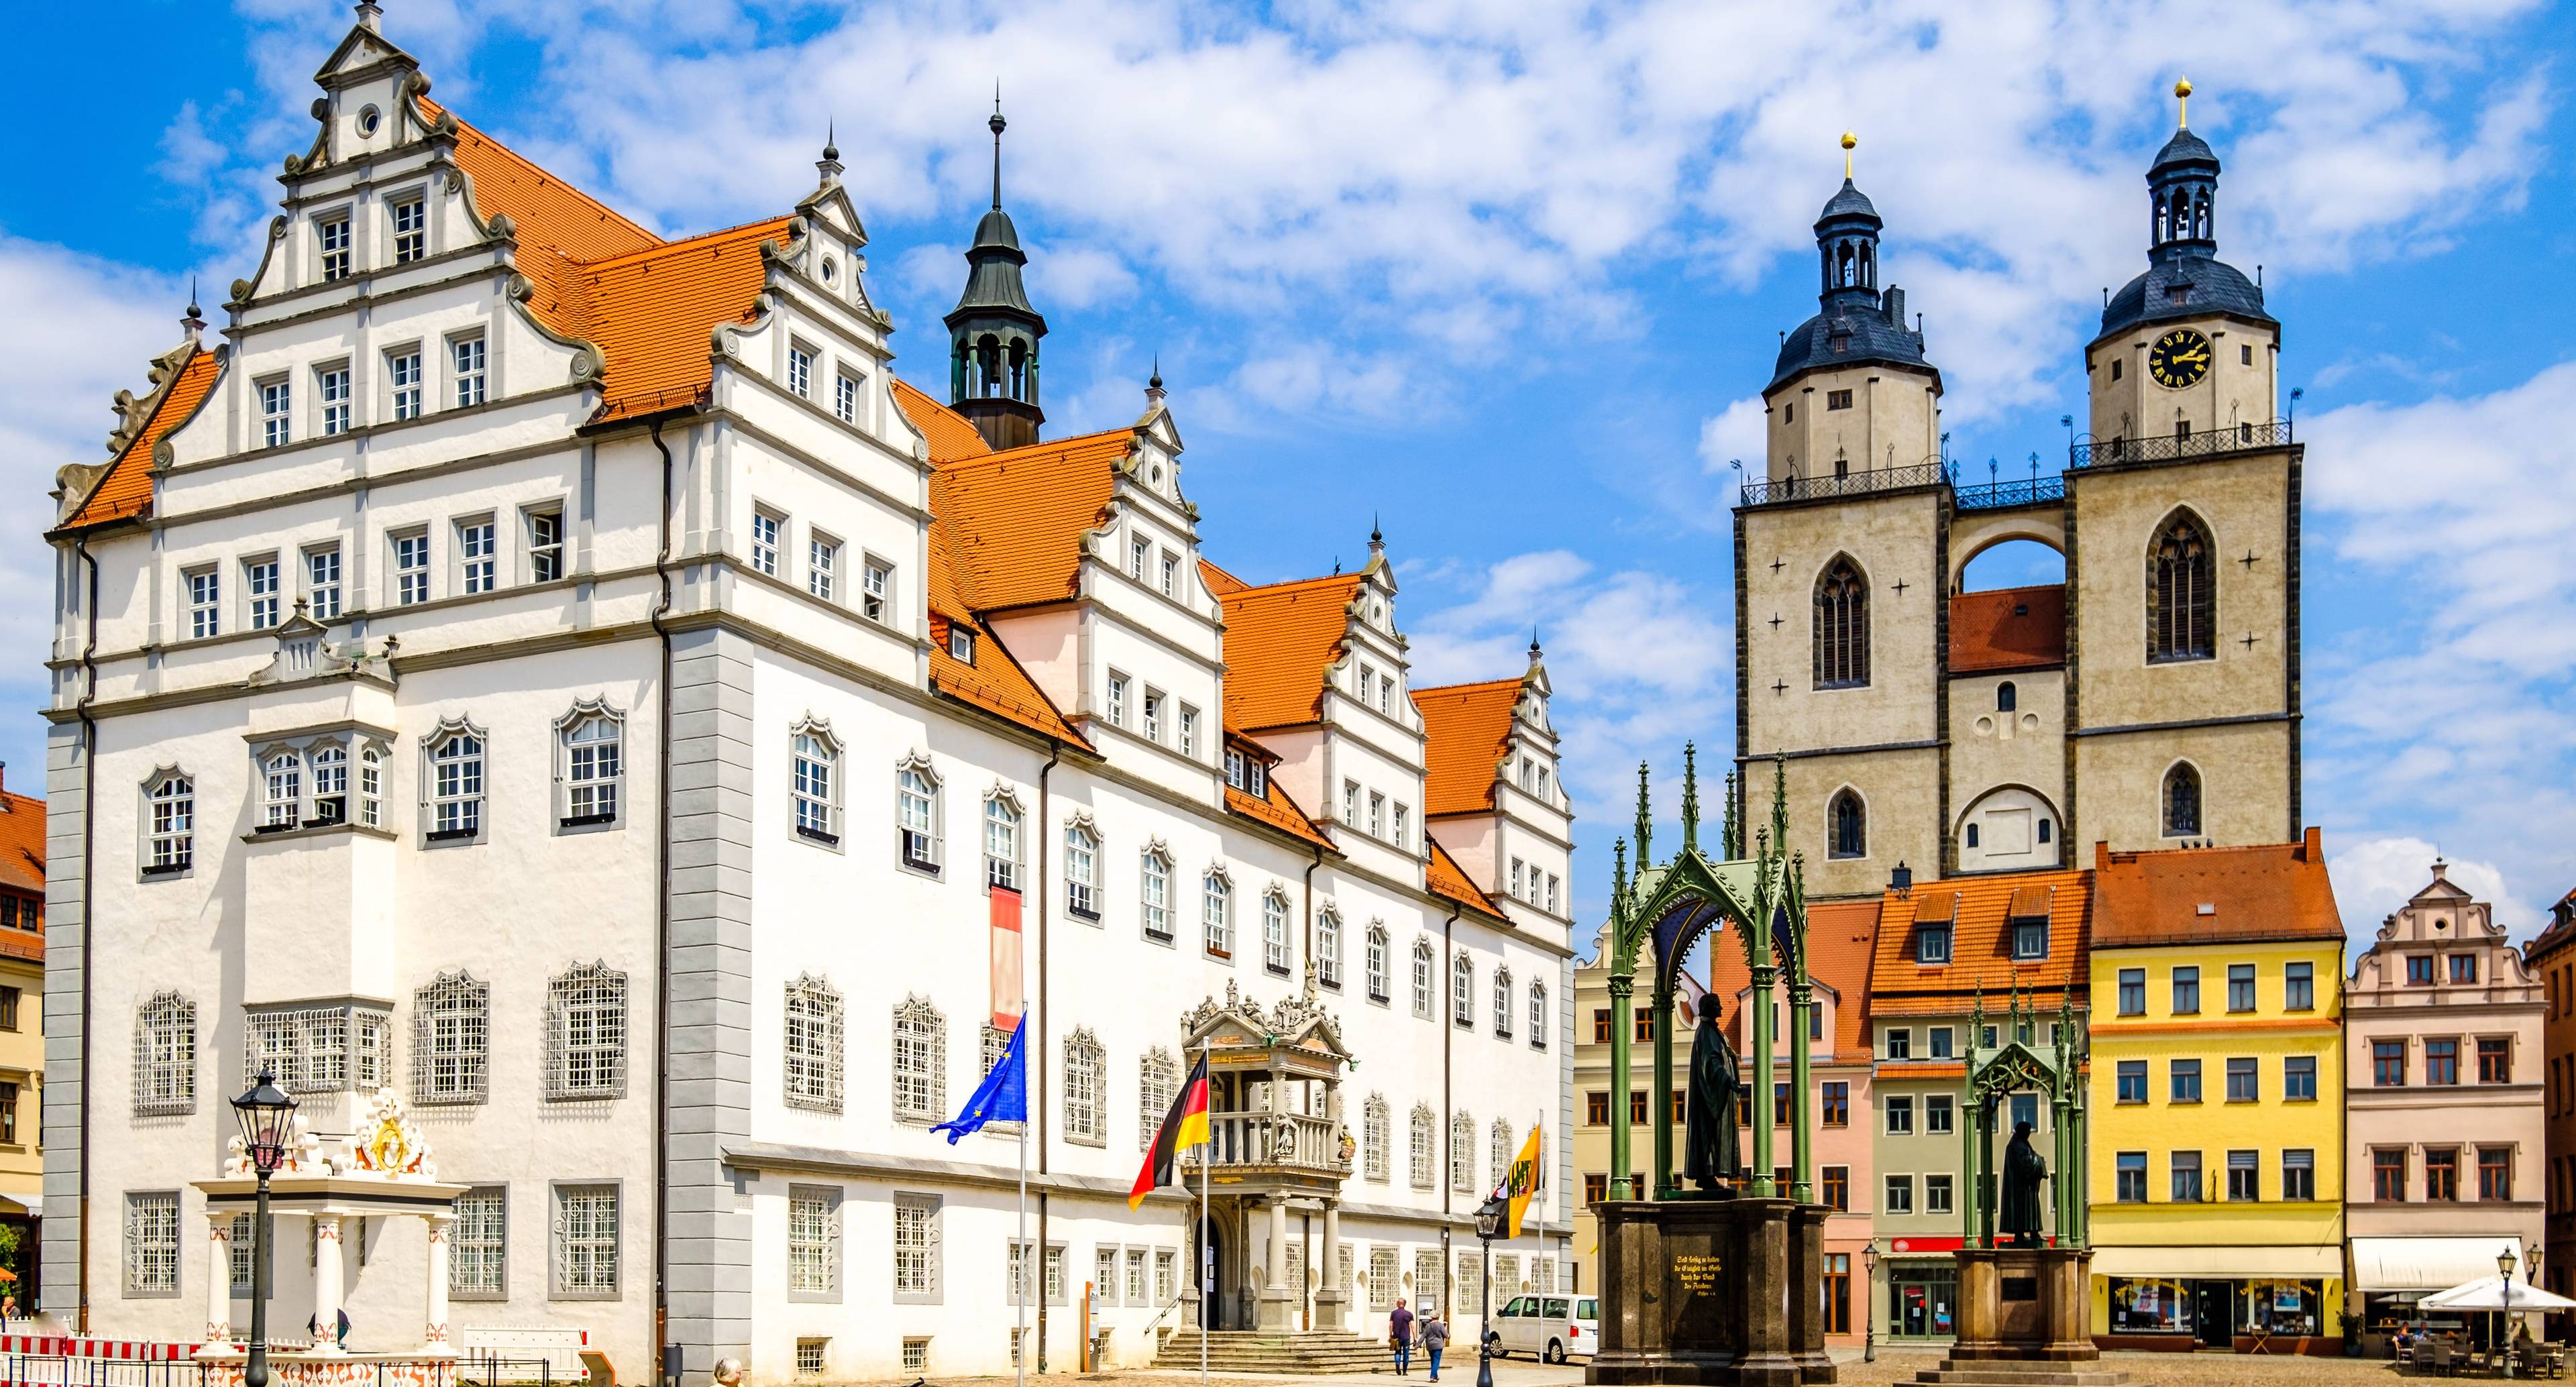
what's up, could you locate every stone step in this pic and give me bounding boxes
[1150,1329,1399,1374]
[1911,1367,2135,1387]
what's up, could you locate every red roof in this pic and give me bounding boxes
[1710,897,1880,1053]
[1426,838,1505,920]
[2090,828,2342,949]
[1865,868,2094,1016]
[1949,585,2066,673]
[1415,679,1519,817]
[1218,572,1367,732]
[0,789,41,901]
[64,348,219,530]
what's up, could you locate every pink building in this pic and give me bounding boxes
[2345,861,2545,1347]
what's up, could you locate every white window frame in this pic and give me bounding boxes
[390,196,427,264]
[1202,868,1233,960]
[984,791,1024,893]
[784,975,846,1114]
[1140,848,1173,944]
[1493,968,1514,1038]
[387,347,423,421]
[893,1194,941,1304]
[808,531,839,602]
[1452,952,1474,1029]
[1363,1095,1389,1182]
[259,748,301,828]
[1412,940,1435,1019]
[455,515,498,595]
[1409,1105,1436,1190]
[391,527,431,606]
[358,746,384,829]
[1107,673,1129,728]
[1065,818,1101,920]
[411,969,490,1106]
[1316,909,1342,989]
[1179,706,1199,759]
[526,505,566,584]
[1138,1048,1179,1152]
[787,1184,841,1301]
[1062,1028,1105,1147]
[142,771,195,878]
[1529,980,1550,1050]
[860,556,892,622]
[550,1182,619,1300]
[131,992,196,1115]
[309,743,347,824]
[787,342,815,400]
[317,362,352,437]
[557,702,624,829]
[423,721,487,844]
[1262,890,1291,976]
[891,995,947,1124]
[450,1186,506,1300]
[751,509,784,577]
[792,723,842,847]
[897,755,942,873]
[451,334,488,408]
[835,370,863,425]
[244,555,280,631]
[304,545,343,621]
[124,1191,181,1297]
[1142,689,1163,744]
[547,961,627,1101]
[317,213,352,282]
[1366,926,1389,1004]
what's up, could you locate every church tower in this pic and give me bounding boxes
[946,102,1048,450]
[1735,97,2302,899]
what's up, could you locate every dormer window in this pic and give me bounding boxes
[2011,916,2048,960]
[949,625,976,665]
[1917,921,1951,965]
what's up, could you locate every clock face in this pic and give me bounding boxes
[2149,327,2213,389]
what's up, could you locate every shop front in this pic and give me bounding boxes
[2350,1237,2528,1356]
[2091,1247,2344,1353]
[1880,1238,1963,1343]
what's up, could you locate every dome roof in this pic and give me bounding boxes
[2096,254,2271,343]
[2151,126,2219,174]
[973,205,1022,253]
[1769,298,1937,394]
[1817,178,1880,224]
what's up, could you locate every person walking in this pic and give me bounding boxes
[1389,1297,1415,1376]
[1423,1310,1450,1381]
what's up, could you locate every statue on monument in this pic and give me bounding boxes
[2000,1119,2046,1247]
[1682,1003,1746,1192]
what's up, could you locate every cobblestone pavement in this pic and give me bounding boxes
[1831,1347,2408,1385]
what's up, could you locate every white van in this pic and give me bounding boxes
[1488,1294,1601,1363]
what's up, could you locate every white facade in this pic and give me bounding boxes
[44,11,1575,1385]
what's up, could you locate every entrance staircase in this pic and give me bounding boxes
[1150,1328,1390,1374]
[1911,1360,2137,1386]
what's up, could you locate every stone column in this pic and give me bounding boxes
[204,1214,236,1348]
[1312,1201,1346,1329]
[1256,1196,1297,1332]
[311,1214,345,1355]
[423,1214,455,1355]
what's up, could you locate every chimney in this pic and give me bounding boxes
[1888,861,1912,894]
[1882,284,1905,328]
[2094,840,2113,871]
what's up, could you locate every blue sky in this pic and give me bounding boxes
[5,0,2573,949]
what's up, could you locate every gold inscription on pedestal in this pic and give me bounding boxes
[1672,1254,1723,1292]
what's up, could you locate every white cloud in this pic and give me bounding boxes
[2329,836,2537,947]
[1697,396,1766,476]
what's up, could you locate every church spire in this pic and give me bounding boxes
[946,91,1049,450]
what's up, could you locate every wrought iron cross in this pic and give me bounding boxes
[1768,613,1783,630]
[1772,679,1788,696]
[2239,550,2260,570]
[1892,578,1910,596]
[2241,632,2259,650]
[1770,556,1786,575]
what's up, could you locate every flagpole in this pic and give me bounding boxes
[1018,1103,1030,1387]
[1199,1037,1210,1387]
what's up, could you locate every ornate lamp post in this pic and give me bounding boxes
[2501,1243,2520,1377]
[1862,1240,1879,1363]
[1473,1195,1507,1387]
[231,1070,298,1387]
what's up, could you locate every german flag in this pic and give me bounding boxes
[1128,1054,1210,1209]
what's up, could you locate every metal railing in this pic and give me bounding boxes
[1738,459,1945,507]
[0,1357,199,1387]
[1952,475,2066,510]
[458,1356,559,1387]
[2070,419,2291,468]
[1186,1111,1345,1172]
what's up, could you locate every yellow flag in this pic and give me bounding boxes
[1505,1123,1544,1238]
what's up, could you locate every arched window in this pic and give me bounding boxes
[792,731,838,842]
[262,751,302,828]
[1452,953,1475,1030]
[1829,789,1866,859]
[143,773,195,873]
[1813,558,1870,689]
[1966,823,1980,849]
[889,993,943,1121]
[1529,980,1550,1050]
[1493,968,1514,1038]
[1362,1094,1391,1182]
[412,970,490,1105]
[1140,850,1173,942]
[1062,1029,1104,1146]
[1202,870,1233,958]
[1065,822,1099,918]
[1139,1048,1179,1151]
[1262,890,1291,976]
[547,961,628,1101]
[2163,763,2203,838]
[2147,512,2214,662]
[427,726,485,839]
[1409,1105,1436,1189]
[1412,940,1436,1019]
[561,710,622,825]
[1491,1119,1514,1189]
[358,748,383,828]
[896,757,941,868]
[983,794,1023,892]
[1365,926,1390,1003]
[784,975,845,1113]
[1317,909,1343,989]
[1997,681,2017,713]
[309,745,347,824]
[133,992,197,1115]
[1450,1111,1476,1192]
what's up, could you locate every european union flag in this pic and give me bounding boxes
[932,1010,1026,1142]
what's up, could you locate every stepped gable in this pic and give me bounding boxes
[1415,678,1519,816]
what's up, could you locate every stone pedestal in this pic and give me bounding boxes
[1951,1246,2096,1362]
[1589,1199,1834,1387]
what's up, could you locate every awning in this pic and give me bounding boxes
[2353,1237,2530,1293]
[2090,1245,2343,1279]
[2422,1276,2576,1313]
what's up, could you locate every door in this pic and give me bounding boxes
[2194,1281,2233,1348]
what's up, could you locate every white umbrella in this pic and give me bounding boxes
[2421,1277,2576,1313]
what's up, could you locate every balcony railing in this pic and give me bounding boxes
[1953,475,2066,510]
[1738,459,1945,507]
[1185,1110,1346,1173]
[2070,420,2292,469]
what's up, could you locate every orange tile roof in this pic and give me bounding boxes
[930,429,1134,612]
[423,97,660,329]
[1416,679,1519,816]
[1865,868,2094,1015]
[66,347,218,530]
[892,377,994,466]
[1709,897,1879,1054]
[1426,836,1505,920]
[0,789,42,902]
[929,611,1085,747]
[2089,828,2342,950]
[1218,572,1367,732]
[1198,560,1251,598]
[578,217,796,423]
[1949,584,2066,673]
[1227,783,1333,849]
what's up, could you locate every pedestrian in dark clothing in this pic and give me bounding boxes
[1424,1312,1450,1380]
[1390,1299,1414,1375]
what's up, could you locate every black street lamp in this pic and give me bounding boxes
[1473,1195,1507,1387]
[1862,1241,1879,1364]
[2502,1243,2520,1378]
[231,1070,297,1387]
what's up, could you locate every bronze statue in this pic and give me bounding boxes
[2000,1119,2046,1246]
[1682,1004,1745,1192]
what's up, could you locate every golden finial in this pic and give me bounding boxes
[1841,131,1856,179]
[2174,77,2192,127]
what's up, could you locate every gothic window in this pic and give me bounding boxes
[1491,1119,1514,1190]
[1813,557,1870,689]
[559,705,623,828]
[984,793,1024,892]
[896,756,941,870]
[1409,1104,1436,1189]
[1828,789,1867,859]
[1452,953,1474,1030]
[1063,1029,1104,1146]
[1997,681,2017,713]
[1413,940,1436,1019]
[1529,980,1550,1050]
[1140,849,1173,943]
[142,772,195,875]
[1065,821,1099,919]
[784,975,845,1114]
[132,992,196,1115]
[412,970,490,1105]
[425,723,486,842]
[793,730,841,844]
[1316,909,1343,989]
[1263,889,1292,976]
[2147,511,2215,662]
[1493,968,1514,1038]
[1139,1048,1179,1151]
[890,994,945,1122]
[1202,869,1233,959]
[1363,1095,1391,1182]
[546,961,628,1100]
[1450,1111,1475,1192]
[2163,763,2204,838]
[1366,926,1390,1003]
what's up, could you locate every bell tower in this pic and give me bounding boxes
[946,99,1049,451]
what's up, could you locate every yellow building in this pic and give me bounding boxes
[2086,832,2345,1353]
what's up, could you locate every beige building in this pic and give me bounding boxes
[1568,928,1703,1294]
[1734,103,2302,898]
[0,776,40,1295]
[2344,861,2544,1345]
